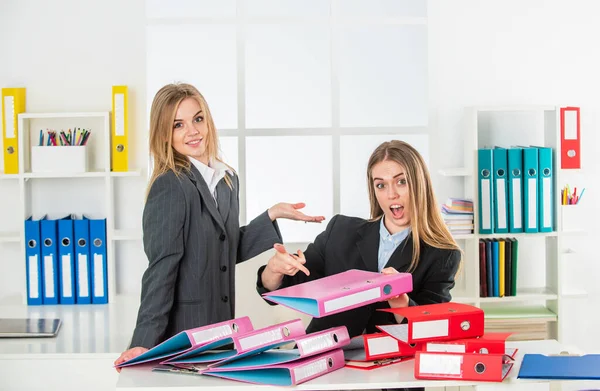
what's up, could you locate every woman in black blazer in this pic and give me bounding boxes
[114,83,324,369]
[258,139,462,337]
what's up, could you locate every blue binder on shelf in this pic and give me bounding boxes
[523,147,539,233]
[58,215,76,305]
[518,354,600,380]
[74,216,91,304]
[40,217,59,305]
[477,148,494,234]
[507,148,524,233]
[24,216,43,306]
[89,217,108,304]
[491,240,499,297]
[536,147,554,232]
[492,147,509,233]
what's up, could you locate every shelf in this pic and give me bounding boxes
[0,233,20,243]
[483,305,557,322]
[22,170,107,179]
[0,173,19,180]
[479,287,558,303]
[113,229,142,241]
[560,229,587,236]
[561,290,588,298]
[452,234,475,240]
[438,168,471,177]
[450,295,478,304]
[478,232,558,239]
[110,169,143,177]
[19,112,109,119]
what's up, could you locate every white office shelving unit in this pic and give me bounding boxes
[0,112,142,304]
[443,105,586,343]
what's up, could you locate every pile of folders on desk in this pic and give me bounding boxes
[117,270,517,385]
[24,215,108,305]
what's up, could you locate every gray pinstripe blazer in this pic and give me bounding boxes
[130,164,282,349]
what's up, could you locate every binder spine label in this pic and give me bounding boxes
[239,328,283,351]
[426,342,466,353]
[527,178,537,229]
[44,255,54,298]
[299,333,335,355]
[511,178,522,228]
[367,336,398,355]
[28,255,39,299]
[62,255,72,297]
[93,254,104,297]
[542,177,552,227]
[481,179,492,229]
[324,287,380,313]
[413,319,449,339]
[496,179,507,229]
[192,324,232,345]
[419,353,461,375]
[78,255,89,297]
[294,358,327,383]
[3,96,15,138]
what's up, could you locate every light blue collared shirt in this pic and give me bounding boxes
[377,217,410,272]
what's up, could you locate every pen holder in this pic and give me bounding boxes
[561,205,583,232]
[31,146,88,173]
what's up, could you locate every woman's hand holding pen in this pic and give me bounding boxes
[267,202,326,223]
[261,244,310,291]
[114,347,149,372]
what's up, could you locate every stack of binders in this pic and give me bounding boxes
[117,317,349,386]
[478,146,554,234]
[24,215,108,305]
[478,237,519,298]
[374,302,517,382]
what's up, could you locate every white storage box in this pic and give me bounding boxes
[31,146,88,173]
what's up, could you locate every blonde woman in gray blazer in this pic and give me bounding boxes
[114,83,324,368]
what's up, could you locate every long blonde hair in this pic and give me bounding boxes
[367,140,462,273]
[147,83,232,194]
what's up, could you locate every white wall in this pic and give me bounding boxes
[1,0,599,350]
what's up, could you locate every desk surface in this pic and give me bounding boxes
[0,295,138,357]
[116,340,570,391]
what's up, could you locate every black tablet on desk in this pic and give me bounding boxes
[0,318,61,338]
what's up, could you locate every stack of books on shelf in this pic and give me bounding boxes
[484,307,555,341]
[478,238,519,298]
[441,198,474,235]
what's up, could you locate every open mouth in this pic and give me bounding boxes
[186,138,202,146]
[390,204,404,219]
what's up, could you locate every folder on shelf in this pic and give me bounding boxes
[518,353,600,380]
[505,239,513,297]
[116,317,254,367]
[57,215,76,305]
[477,148,494,234]
[523,147,539,233]
[111,85,129,172]
[262,269,413,318]
[498,239,505,297]
[537,146,553,232]
[424,332,517,359]
[478,240,487,298]
[343,332,421,362]
[510,238,518,295]
[560,107,581,170]
[507,148,524,233]
[164,319,306,366]
[40,217,59,305]
[210,326,350,369]
[377,302,484,344]
[492,239,499,297]
[88,217,108,304]
[74,217,91,304]
[24,216,43,305]
[492,147,509,233]
[415,351,513,382]
[203,349,345,387]
[2,88,26,174]
[485,239,493,297]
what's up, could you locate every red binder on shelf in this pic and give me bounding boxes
[415,351,513,382]
[560,106,581,169]
[423,332,517,359]
[377,302,484,344]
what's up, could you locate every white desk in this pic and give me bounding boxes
[115,340,590,391]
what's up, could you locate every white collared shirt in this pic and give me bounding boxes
[378,216,410,272]
[189,157,232,205]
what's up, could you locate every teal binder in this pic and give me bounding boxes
[537,147,553,232]
[523,148,539,233]
[492,147,508,233]
[477,148,494,234]
[507,148,524,233]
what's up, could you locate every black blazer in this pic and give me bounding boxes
[257,214,461,338]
